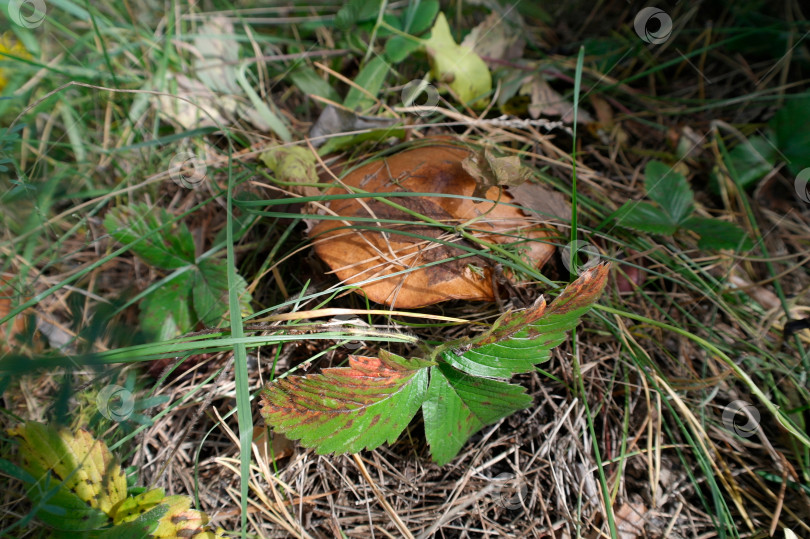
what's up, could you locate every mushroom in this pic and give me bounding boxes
[309,142,558,308]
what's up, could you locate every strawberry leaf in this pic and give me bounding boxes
[438,264,609,378]
[682,216,753,251]
[139,273,193,340]
[616,201,679,235]
[423,363,532,465]
[192,259,252,326]
[260,351,434,455]
[644,161,694,224]
[104,203,195,270]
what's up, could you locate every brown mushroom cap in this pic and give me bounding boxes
[309,143,557,308]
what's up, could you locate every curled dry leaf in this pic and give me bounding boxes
[309,142,558,308]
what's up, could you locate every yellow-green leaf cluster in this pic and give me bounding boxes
[9,421,127,518]
[10,422,227,537]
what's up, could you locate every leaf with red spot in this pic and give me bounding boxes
[437,263,609,378]
[259,265,609,464]
[260,351,434,455]
[423,363,532,465]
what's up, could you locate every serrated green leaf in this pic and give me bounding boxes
[344,56,390,112]
[192,259,252,327]
[260,351,433,455]
[725,135,777,189]
[139,273,193,340]
[644,161,694,224]
[423,12,492,106]
[769,93,810,176]
[104,203,195,270]
[682,216,753,251]
[9,422,127,529]
[439,264,610,378]
[617,201,679,235]
[423,363,532,465]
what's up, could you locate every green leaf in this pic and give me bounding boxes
[616,201,679,235]
[423,12,492,106]
[682,216,753,251]
[644,161,694,224]
[384,36,423,63]
[104,203,195,270]
[192,259,252,327]
[769,93,810,176]
[402,0,439,34]
[423,363,532,466]
[343,55,390,112]
[439,264,610,378]
[260,351,433,455]
[289,67,340,102]
[139,273,193,340]
[725,135,777,189]
[335,0,381,30]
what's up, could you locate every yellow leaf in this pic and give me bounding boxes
[423,13,492,106]
[0,32,31,92]
[9,421,127,517]
[114,488,226,538]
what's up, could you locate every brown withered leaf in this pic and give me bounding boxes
[521,74,594,124]
[309,142,557,308]
[462,147,534,199]
[507,182,572,223]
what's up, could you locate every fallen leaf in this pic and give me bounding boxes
[308,105,400,150]
[520,74,593,124]
[461,148,534,198]
[506,182,572,223]
[423,13,492,106]
[193,16,240,95]
[309,142,557,308]
[615,501,646,539]
[253,425,295,461]
[460,11,525,61]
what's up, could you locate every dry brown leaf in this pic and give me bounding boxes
[462,147,534,199]
[615,501,646,539]
[461,11,525,61]
[506,182,572,223]
[309,142,557,308]
[521,74,594,124]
